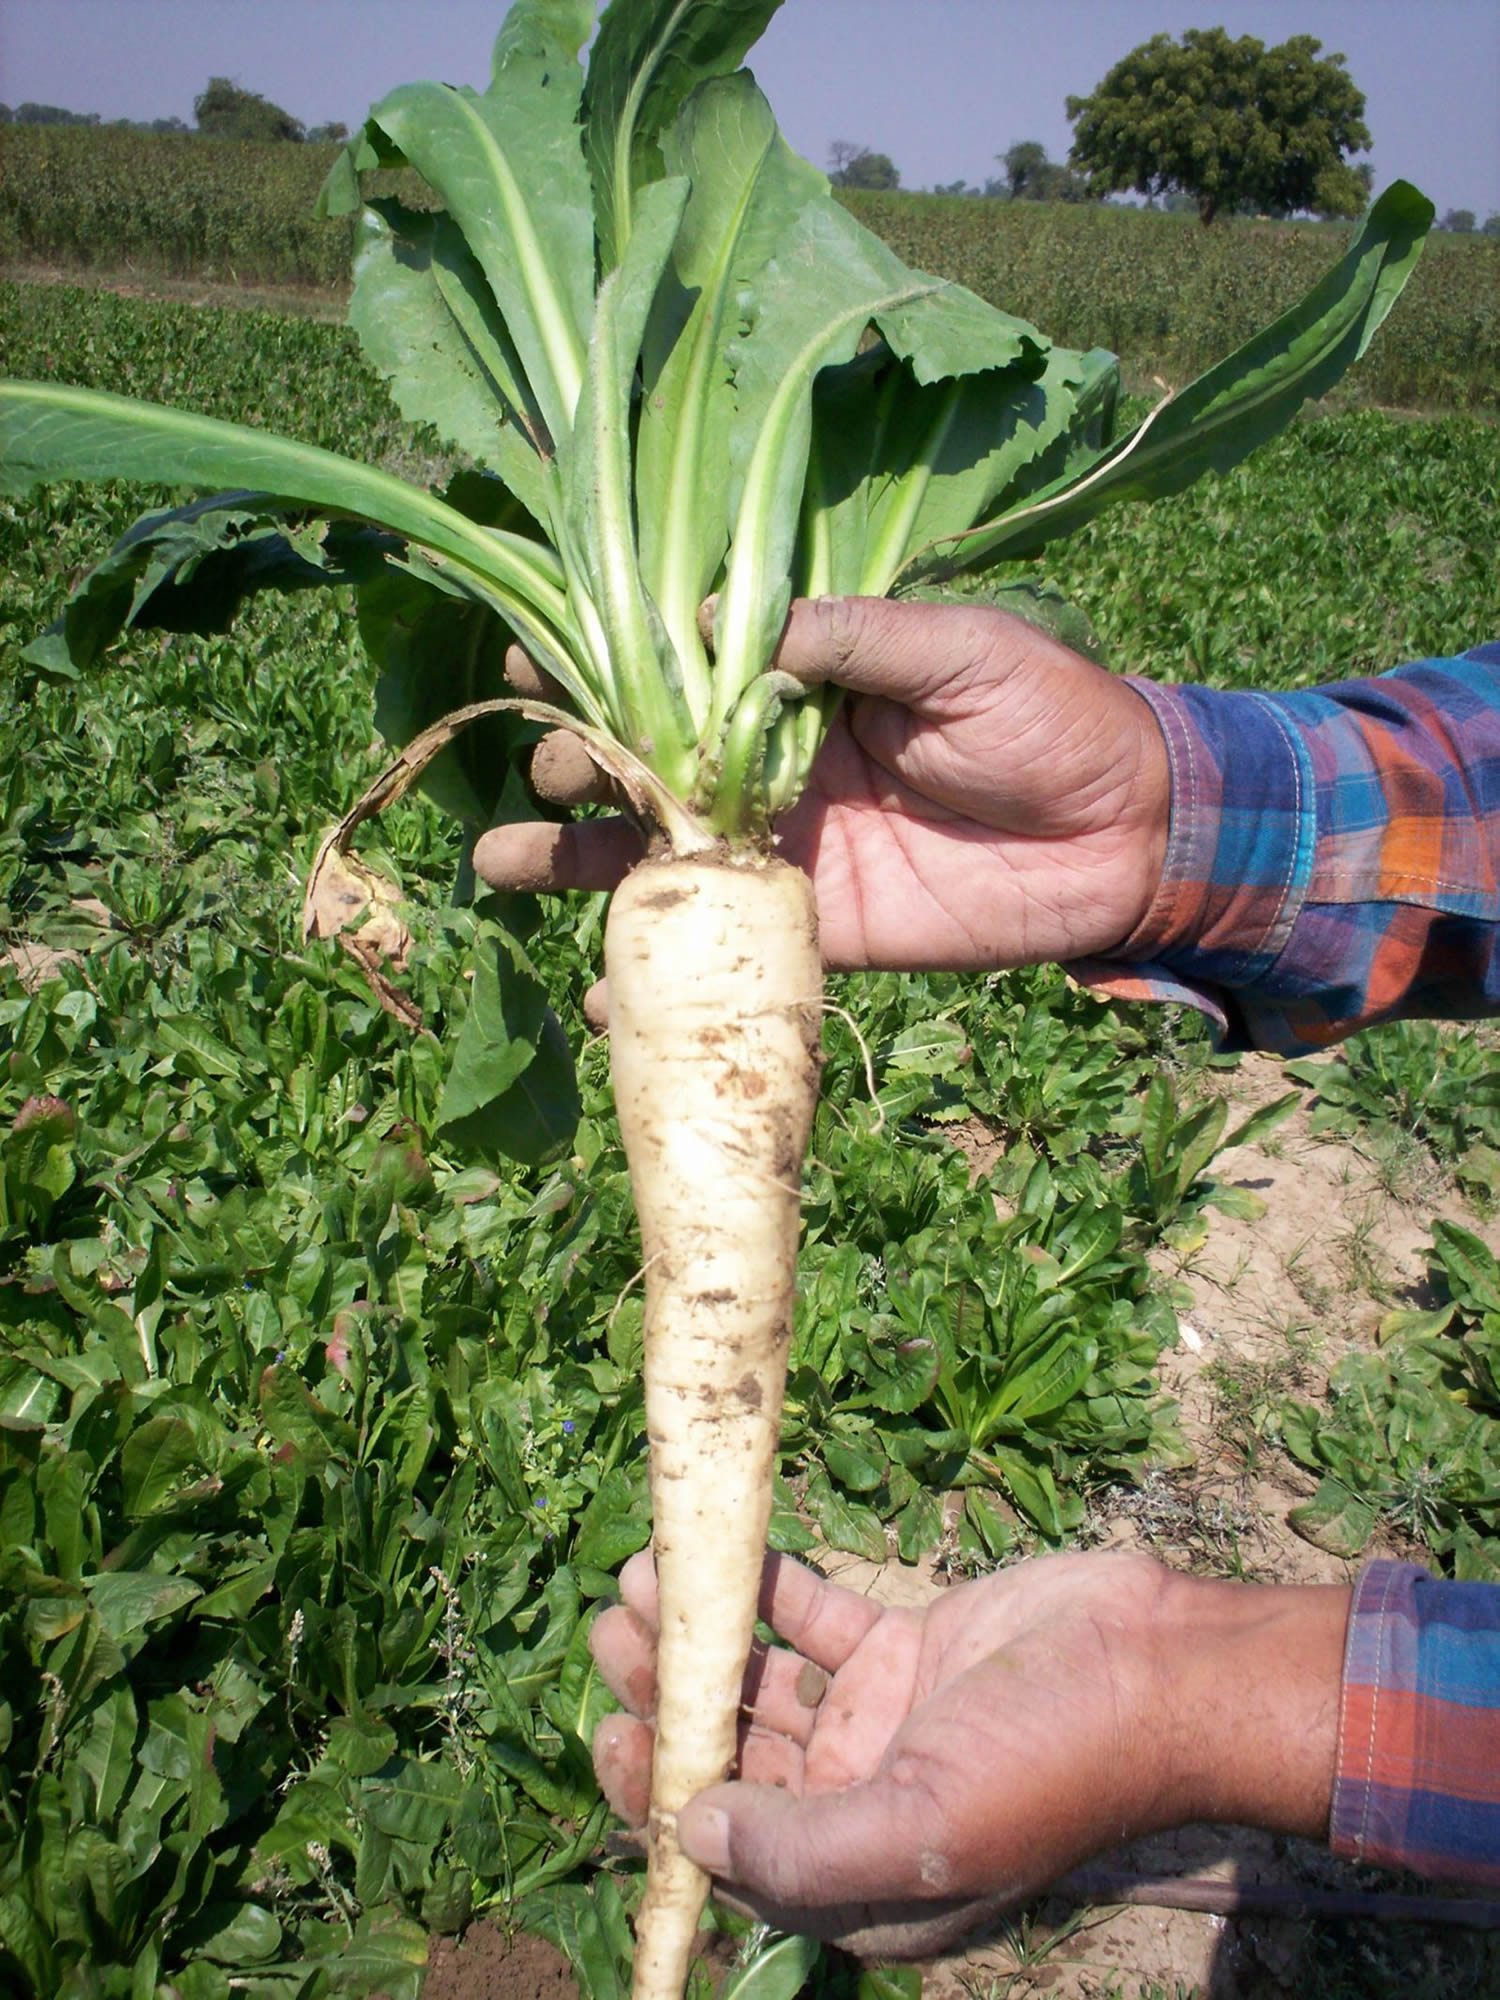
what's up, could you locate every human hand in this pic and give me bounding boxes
[474,598,1171,973]
[590,1548,1347,1960]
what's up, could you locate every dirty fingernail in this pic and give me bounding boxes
[795,1661,828,1708]
[678,1803,730,1874]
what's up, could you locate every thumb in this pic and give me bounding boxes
[678,1773,967,1908]
[772,595,1042,707]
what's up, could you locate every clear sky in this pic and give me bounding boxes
[2,1,1496,218]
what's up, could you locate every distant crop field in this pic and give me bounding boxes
[1,279,1498,1997]
[2,124,1496,409]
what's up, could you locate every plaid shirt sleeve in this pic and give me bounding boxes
[1068,644,1500,1051]
[1332,1559,1500,1884]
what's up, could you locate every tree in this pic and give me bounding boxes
[1066,29,1371,225]
[1440,208,1476,233]
[1483,214,1500,239]
[1001,140,1049,199]
[827,141,900,191]
[994,141,1096,205]
[13,102,100,127]
[306,122,350,145]
[194,76,304,143]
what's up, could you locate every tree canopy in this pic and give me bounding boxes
[5,102,101,127]
[827,141,901,192]
[997,140,1095,204]
[1066,28,1371,224]
[194,77,304,143]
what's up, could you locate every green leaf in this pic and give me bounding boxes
[84,1571,202,1642]
[804,1467,887,1561]
[119,1414,203,1517]
[349,199,553,520]
[321,1911,429,2000]
[1287,1477,1379,1558]
[858,1967,923,2000]
[363,1758,465,1844]
[582,0,789,271]
[719,1932,821,1999]
[1377,1305,1457,1345]
[964,1487,1018,1560]
[637,72,823,698]
[1433,1220,1500,1316]
[436,924,580,1166]
[988,1328,1096,1428]
[326,1713,399,1779]
[984,1449,1067,1539]
[927,182,1434,571]
[823,1432,888,1494]
[22,492,394,675]
[348,1,595,448]
[843,1327,940,1414]
[514,1879,631,2000]
[178,1903,282,1966]
[1221,1090,1301,1153]
[574,1466,652,1568]
[0,380,573,645]
[895,1484,943,1563]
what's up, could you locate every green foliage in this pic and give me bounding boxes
[996,141,1093,206]
[1028,407,1500,684]
[195,78,307,145]
[1276,1225,1500,1578]
[0,124,359,284]
[1066,29,1371,225]
[842,195,1497,414]
[828,145,901,193]
[8,103,102,128]
[1287,1023,1500,1207]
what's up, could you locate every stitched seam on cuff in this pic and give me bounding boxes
[1246,691,1317,966]
[1334,1560,1404,1863]
[1111,679,1211,956]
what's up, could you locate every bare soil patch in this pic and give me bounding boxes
[424,1927,578,2000]
[0,258,347,322]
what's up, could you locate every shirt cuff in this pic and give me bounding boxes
[1065,678,1318,1048]
[1332,1558,1500,1885]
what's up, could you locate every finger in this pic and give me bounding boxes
[593,1712,808,1836]
[772,595,1060,706]
[589,1604,659,1717]
[712,1883,1008,1963]
[679,1767,998,1909]
[593,1598,829,1746]
[741,1642,829,1745]
[619,1548,883,1677]
[472,817,643,895]
[594,1711,652,1826]
[530,729,614,807]
[504,642,567,704]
